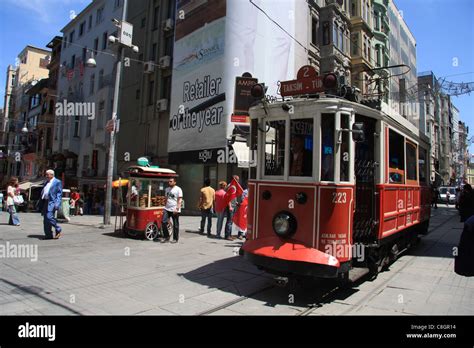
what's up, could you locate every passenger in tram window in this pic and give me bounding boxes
[321,146,334,181]
[290,135,312,176]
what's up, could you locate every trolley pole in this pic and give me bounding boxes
[104,0,138,225]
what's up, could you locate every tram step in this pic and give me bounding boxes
[348,267,370,283]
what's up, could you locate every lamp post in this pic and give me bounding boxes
[103,0,139,225]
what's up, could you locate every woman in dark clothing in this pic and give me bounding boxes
[459,184,474,222]
[455,215,474,277]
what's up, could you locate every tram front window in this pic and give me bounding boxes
[265,120,285,176]
[290,119,313,177]
[321,114,335,181]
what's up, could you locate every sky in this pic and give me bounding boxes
[0,0,473,153]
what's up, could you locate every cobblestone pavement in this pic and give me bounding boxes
[0,206,472,315]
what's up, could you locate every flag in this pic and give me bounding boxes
[224,178,243,207]
[232,195,248,232]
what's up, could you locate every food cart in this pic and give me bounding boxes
[123,163,178,240]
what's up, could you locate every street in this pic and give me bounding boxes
[0,206,473,316]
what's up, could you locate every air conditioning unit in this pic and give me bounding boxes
[163,18,174,31]
[156,99,168,112]
[159,56,171,69]
[144,61,155,74]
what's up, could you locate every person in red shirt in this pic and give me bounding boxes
[70,189,81,216]
[214,181,228,239]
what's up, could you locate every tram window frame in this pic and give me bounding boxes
[263,119,287,178]
[339,113,351,182]
[249,118,258,180]
[388,129,405,184]
[406,141,418,184]
[321,113,335,182]
[289,118,314,178]
[418,147,428,184]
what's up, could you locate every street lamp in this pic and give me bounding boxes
[103,0,139,225]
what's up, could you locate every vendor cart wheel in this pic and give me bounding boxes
[145,222,160,241]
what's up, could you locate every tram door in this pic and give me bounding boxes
[353,115,378,244]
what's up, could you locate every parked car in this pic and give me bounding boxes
[439,187,456,204]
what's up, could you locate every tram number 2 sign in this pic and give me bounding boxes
[332,192,347,204]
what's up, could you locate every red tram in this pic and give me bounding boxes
[242,69,431,281]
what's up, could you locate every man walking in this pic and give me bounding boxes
[160,177,183,244]
[38,170,63,240]
[199,178,215,237]
[214,181,227,239]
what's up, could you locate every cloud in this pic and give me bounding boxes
[3,0,90,25]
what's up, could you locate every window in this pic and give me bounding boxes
[114,0,121,9]
[151,43,157,61]
[333,23,338,47]
[290,119,313,177]
[351,33,359,56]
[340,114,350,181]
[96,7,104,25]
[264,120,285,176]
[406,142,417,182]
[73,116,80,137]
[94,38,99,52]
[153,6,160,30]
[71,55,76,68]
[148,80,155,105]
[161,76,172,99]
[311,17,318,46]
[321,114,335,181]
[82,47,87,62]
[136,89,141,99]
[89,74,95,95]
[98,69,104,89]
[418,147,427,183]
[88,15,93,30]
[388,129,405,183]
[86,119,92,137]
[97,101,105,129]
[323,22,330,45]
[141,17,146,28]
[165,36,173,56]
[83,155,90,171]
[102,32,108,50]
[69,30,75,45]
[63,37,67,49]
[338,26,344,52]
[79,22,85,36]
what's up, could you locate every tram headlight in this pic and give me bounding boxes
[272,211,297,238]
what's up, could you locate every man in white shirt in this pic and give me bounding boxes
[159,177,183,244]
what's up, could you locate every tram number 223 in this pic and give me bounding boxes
[332,192,347,204]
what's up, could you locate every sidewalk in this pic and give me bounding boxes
[311,206,474,315]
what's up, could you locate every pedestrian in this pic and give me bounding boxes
[459,184,474,222]
[431,185,439,209]
[38,169,63,240]
[224,175,243,241]
[6,177,21,226]
[454,214,474,277]
[455,187,461,210]
[235,187,248,240]
[70,188,80,216]
[446,191,451,206]
[198,178,215,237]
[159,177,183,244]
[214,181,228,239]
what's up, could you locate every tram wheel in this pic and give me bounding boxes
[145,222,160,241]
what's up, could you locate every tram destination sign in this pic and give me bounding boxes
[279,65,329,97]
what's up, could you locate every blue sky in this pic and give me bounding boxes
[0,0,473,153]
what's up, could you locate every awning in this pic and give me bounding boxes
[231,142,251,168]
[18,179,45,191]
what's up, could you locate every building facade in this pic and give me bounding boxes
[53,0,125,190]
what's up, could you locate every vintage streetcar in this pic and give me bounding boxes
[123,159,178,240]
[241,66,431,283]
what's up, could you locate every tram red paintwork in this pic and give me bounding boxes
[242,97,431,280]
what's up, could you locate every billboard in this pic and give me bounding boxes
[168,0,308,162]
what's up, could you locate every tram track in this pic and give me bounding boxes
[198,212,458,316]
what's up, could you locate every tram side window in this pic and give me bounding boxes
[388,130,405,183]
[418,147,427,184]
[321,114,335,181]
[264,120,285,176]
[406,142,417,182]
[290,119,313,177]
[250,119,258,179]
[340,114,350,181]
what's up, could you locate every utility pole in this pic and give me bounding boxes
[104,0,139,225]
